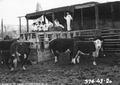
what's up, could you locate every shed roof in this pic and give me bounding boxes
[25,1,120,20]
[25,2,98,19]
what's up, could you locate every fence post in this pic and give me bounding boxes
[67,32,71,38]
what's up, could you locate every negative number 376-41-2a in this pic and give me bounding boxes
[84,78,112,84]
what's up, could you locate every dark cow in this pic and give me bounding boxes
[10,41,31,71]
[49,37,103,65]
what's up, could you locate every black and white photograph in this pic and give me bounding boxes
[0,0,120,84]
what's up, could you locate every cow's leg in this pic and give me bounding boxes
[93,39,102,65]
[71,50,80,64]
[92,51,96,65]
[101,47,104,56]
[76,50,90,64]
[10,52,21,71]
[76,55,80,63]
[55,56,58,63]
[50,49,58,63]
[92,51,98,65]
[10,60,15,71]
[22,65,26,70]
[10,54,18,71]
[10,67,14,71]
[93,57,97,65]
[1,61,3,64]
[6,58,11,69]
[8,56,14,71]
[94,47,101,65]
[71,58,76,64]
[10,58,17,71]
[13,58,18,68]
[21,54,28,70]
[54,50,59,63]
[0,54,4,64]
[16,51,21,62]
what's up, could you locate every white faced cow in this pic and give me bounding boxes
[49,37,103,65]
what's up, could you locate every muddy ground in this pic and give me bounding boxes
[0,53,120,85]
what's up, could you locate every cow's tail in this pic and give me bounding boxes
[49,44,54,55]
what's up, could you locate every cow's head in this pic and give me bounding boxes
[92,38,103,60]
[94,39,103,50]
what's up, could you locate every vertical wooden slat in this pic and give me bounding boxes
[111,3,114,27]
[26,19,29,32]
[95,4,99,29]
[19,17,22,34]
[81,8,84,29]
[52,13,55,26]
[95,4,99,38]
[1,19,3,39]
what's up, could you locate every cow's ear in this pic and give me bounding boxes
[101,40,103,44]
[94,39,99,44]
[93,40,96,44]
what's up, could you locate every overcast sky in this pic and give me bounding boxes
[0,0,118,25]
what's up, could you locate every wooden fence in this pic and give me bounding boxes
[20,29,120,62]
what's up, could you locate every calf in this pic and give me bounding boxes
[10,41,31,71]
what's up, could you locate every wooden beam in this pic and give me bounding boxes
[52,13,55,26]
[95,4,99,29]
[111,3,115,27]
[18,16,24,34]
[1,19,3,39]
[19,17,22,34]
[81,8,84,29]
[26,19,29,32]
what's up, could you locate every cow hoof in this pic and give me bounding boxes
[55,56,58,63]
[22,66,26,70]
[93,61,97,65]
[77,56,80,63]
[24,54,27,59]
[71,58,76,64]
[55,60,58,63]
[10,68,14,71]
[1,61,3,64]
